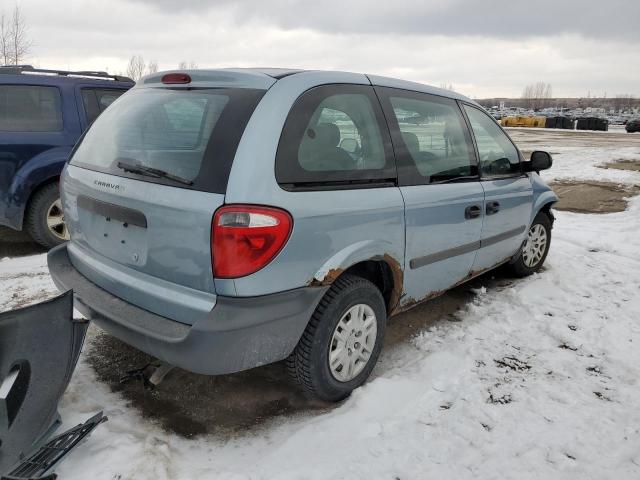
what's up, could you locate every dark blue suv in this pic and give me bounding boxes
[0,65,133,248]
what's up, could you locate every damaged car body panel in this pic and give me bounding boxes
[0,291,91,477]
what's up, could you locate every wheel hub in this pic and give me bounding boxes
[328,304,377,382]
[522,223,547,268]
[46,198,70,241]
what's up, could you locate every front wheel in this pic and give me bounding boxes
[508,212,552,277]
[287,274,386,402]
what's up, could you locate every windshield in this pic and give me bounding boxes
[70,87,265,193]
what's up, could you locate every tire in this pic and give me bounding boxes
[287,274,386,402]
[24,182,69,249]
[507,212,552,277]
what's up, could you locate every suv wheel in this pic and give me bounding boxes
[508,212,552,277]
[25,183,69,249]
[287,274,386,402]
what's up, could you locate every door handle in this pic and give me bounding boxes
[486,201,500,215]
[464,204,482,219]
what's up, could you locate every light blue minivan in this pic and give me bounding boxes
[48,69,557,402]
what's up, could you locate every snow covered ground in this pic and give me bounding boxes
[1,129,640,479]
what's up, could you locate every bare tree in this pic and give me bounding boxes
[613,94,636,112]
[612,95,625,112]
[126,55,146,80]
[178,61,198,69]
[1,6,32,65]
[10,6,30,64]
[146,60,158,75]
[0,13,10,65]
[521,81,553,110]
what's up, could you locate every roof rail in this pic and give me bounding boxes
[0,64,134,83]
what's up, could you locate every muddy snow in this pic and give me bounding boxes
[1,128,640,479]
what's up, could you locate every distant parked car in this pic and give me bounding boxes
[49,69,557,402]
[626,119,640,133]
[0,65,133,248]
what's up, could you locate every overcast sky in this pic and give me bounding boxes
[14,0,640,98]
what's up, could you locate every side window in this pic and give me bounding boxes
[463,105,521,178]
[0,85,63,132]
[82,88,126,125]
[378,88,477,185]
[95,89,123,110]
[81,90,100,125]
[276,85,395,187]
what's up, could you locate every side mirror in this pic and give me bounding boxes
[524,151,552,172]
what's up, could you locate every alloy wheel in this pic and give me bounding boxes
[328,303,377,382]
[522,223,547,268]
[46,199,69,241]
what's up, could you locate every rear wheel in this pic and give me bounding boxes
[25,183,69,249]
[287,274,386,402]
[508,212,552,277]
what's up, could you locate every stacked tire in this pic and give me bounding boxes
[576,117,608,131]
[544,116,574,129]
[544,117,558,129]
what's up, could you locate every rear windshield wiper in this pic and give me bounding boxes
[116,160,193,186]
[429,175,478,184]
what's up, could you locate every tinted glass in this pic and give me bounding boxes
[81,90,100,125]
[276,85,395,187]
[298,95,386,171]
[71,88,265,192]
[0,85,63,132]
[464,105,521,178]
[82,88,127,125]
[96,89,123,110]
[383,90,476,184]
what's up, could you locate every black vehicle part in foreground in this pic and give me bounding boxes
[2,413,106,480]
[0,291,103,478]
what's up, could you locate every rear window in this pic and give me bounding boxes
[70,87,265,193]
[0,85,63,132]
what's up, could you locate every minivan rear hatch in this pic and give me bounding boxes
[64,71,271,324]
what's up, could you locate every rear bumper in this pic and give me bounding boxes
[47,243,328,375]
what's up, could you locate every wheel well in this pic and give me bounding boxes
[341,259,401,314]
[539,201,556,225]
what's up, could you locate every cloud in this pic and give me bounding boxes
[129,0,640,40]
[15,0,640,97]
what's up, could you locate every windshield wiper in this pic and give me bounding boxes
[116,160,193,186]
[429,175,478,184]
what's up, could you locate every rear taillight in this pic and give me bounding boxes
[212,205,293,279]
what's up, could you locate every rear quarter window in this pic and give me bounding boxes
[276,84,396,189]
[0,85,63,132]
